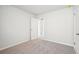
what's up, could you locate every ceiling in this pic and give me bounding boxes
[15,5,68,15]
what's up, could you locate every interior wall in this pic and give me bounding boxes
[39,7,74,46]
[0,6,32,50]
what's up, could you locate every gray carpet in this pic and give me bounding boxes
[0,39,76,54]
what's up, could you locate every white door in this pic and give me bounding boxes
[31,17,39,40]
[74,6,79,53]
[40,18,45,39]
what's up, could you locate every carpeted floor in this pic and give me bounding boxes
[0,39,76,54]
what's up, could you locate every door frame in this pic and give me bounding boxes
[73,6,79,53]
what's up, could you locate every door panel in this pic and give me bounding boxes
[31,17,39,40]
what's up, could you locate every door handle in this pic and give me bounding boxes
[76,33,79,35]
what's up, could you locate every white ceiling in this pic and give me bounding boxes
[15,5,67,15]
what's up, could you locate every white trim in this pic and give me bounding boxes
[0,40,29,51]
[42,39,74,47]
[73,6,78,54]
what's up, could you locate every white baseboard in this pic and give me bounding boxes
[42,39,74,47]
[0,40,29,51]
[0,38,74,51]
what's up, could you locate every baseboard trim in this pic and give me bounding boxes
[0,39,74,51]
[0,40,29,51]
[42,39,74,47]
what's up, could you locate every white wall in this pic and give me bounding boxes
[0,6,74,51]
[0,6,32,50]
[39,7,74,46]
